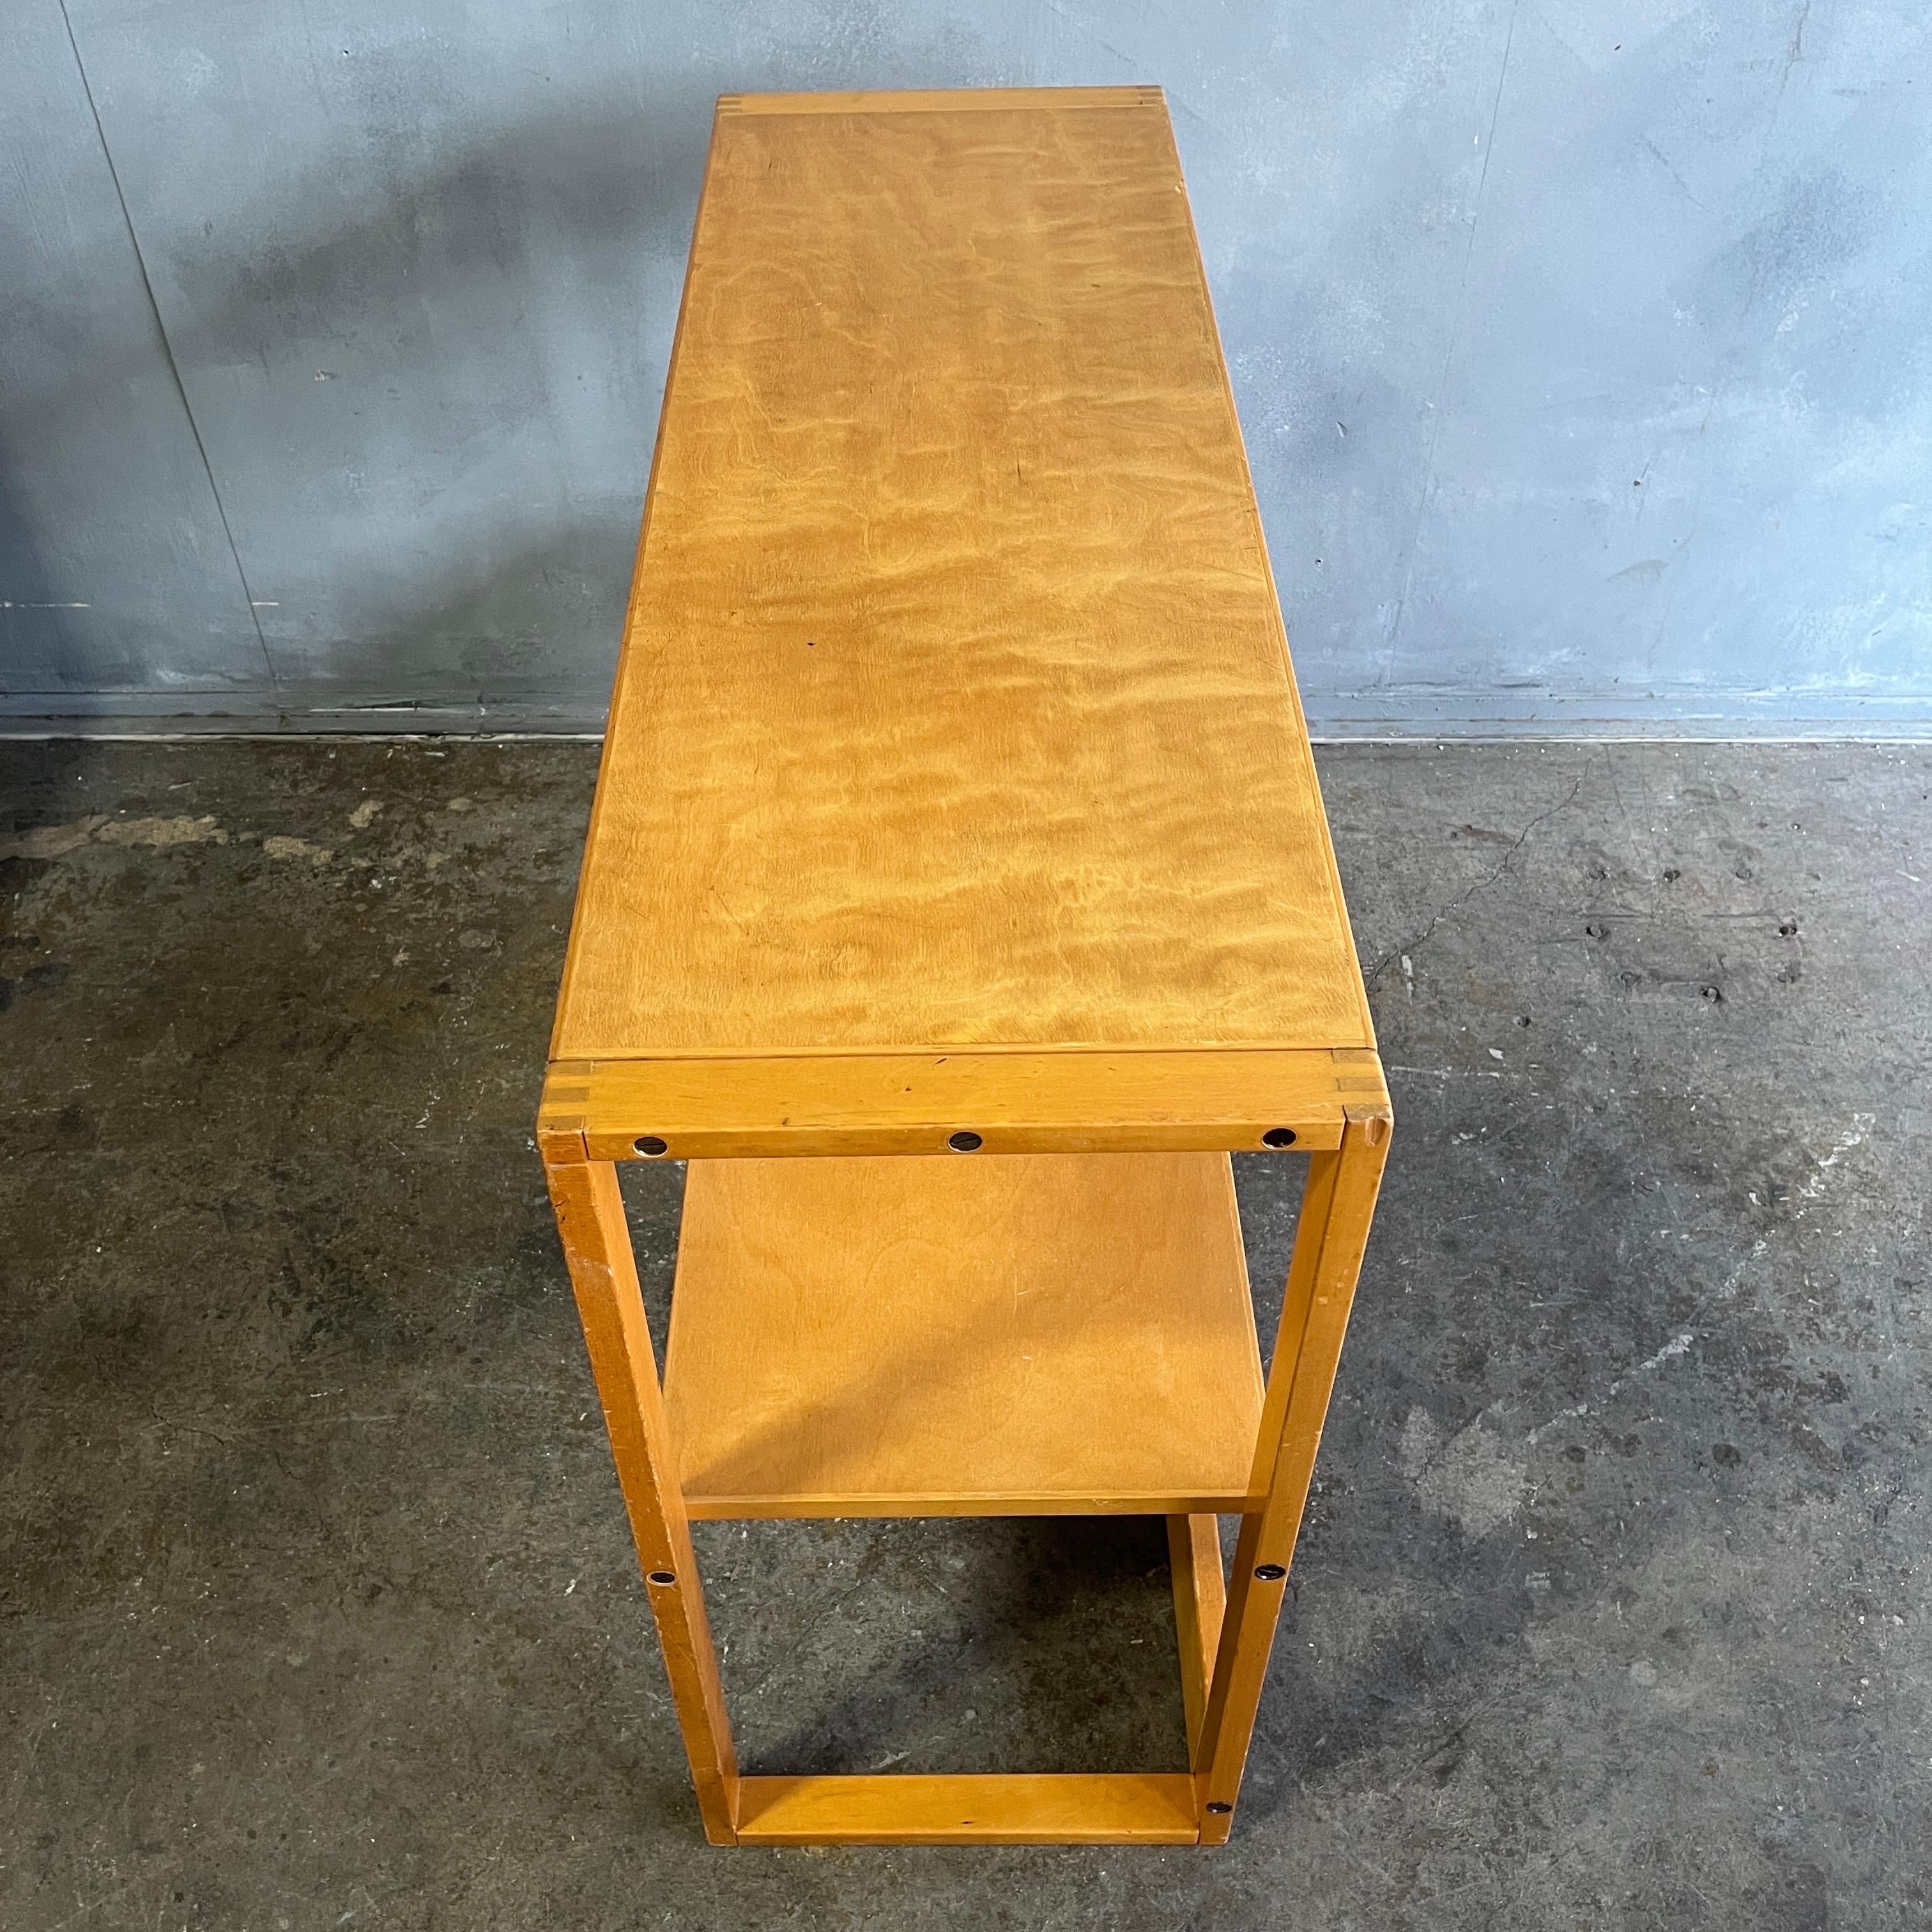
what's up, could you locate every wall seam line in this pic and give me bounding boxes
[1381,0,1521,689]
[54,0,283,697]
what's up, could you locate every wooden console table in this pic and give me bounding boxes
[538,84,1390,1848]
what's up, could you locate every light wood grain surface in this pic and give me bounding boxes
[719,86,1163,118]
[538,1045,1388,1160]
[552,86,1372,1069]
[662,1152,1264,1517]
[734,1772,1200,1844]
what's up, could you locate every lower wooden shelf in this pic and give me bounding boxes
[662,1152,1264,1517]
[734,1772,1201,1845]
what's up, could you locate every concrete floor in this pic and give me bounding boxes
[2,739,1927,1929]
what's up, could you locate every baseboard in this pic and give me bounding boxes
[0,693,609,738]
[1303,689,1932,740]
[2,689,1927,742]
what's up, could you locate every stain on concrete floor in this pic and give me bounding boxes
[2,739,1927,1928]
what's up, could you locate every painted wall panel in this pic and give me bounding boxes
[1,0,266,700]
[6,0,1930,732]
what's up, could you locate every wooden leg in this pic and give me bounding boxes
[1195,1103,1392,1843]
[544,1149,740,1843]
[1168,1514,1225,1762]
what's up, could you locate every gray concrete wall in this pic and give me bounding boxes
[3,1,1928,735]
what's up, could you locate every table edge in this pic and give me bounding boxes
[537,1045,1392,1162]
[717,86,1165,119]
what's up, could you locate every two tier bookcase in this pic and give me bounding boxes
[538,85,1390,1848]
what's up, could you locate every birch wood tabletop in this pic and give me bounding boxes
[549,87,1374,1086]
